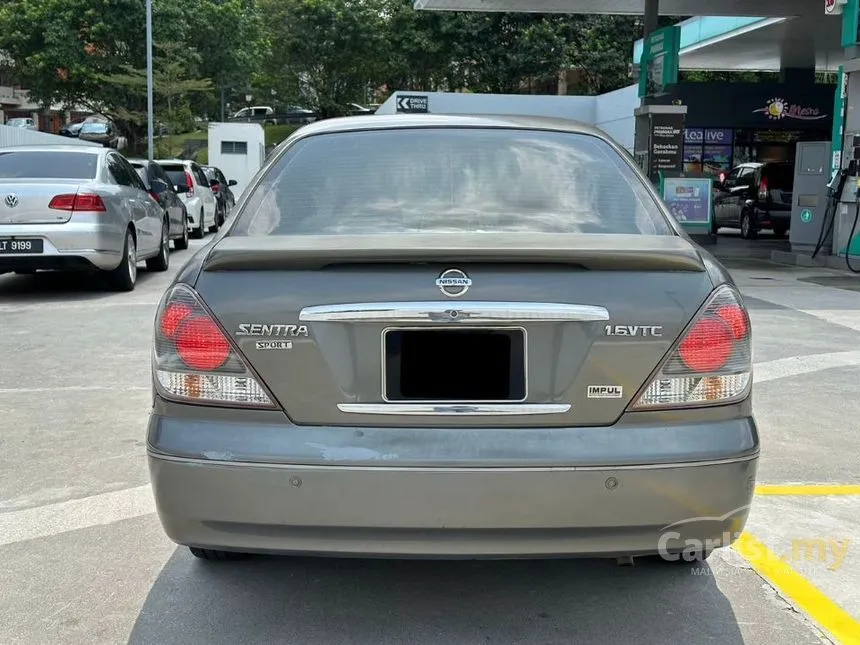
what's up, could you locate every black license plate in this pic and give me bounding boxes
[384,328,527,402]
[0,238,44,254]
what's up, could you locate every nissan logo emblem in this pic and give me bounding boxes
[435,268,472,298]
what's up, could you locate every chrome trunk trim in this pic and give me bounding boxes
[337,403,571,416]
[300,302,609,323]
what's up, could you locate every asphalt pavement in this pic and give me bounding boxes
[1,234,859,645]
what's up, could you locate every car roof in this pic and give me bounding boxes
[287,113,611,141]
[0,144,105,154]
[737,161,792,169]
[154,158,193,165]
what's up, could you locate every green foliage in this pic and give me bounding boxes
[265,124,301,146]
[0,0,263,135]
[259,0,387,117]
[101,42,212,130]
[0,0,700,130]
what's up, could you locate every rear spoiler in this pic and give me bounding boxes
[202,233,707,273]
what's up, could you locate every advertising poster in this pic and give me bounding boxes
[702,145,733,176]
[662,176,712,225]
[683,146,703,173]
[684,128,704,145]
[703,128,733,145]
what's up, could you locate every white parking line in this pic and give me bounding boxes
[0,301,159,313]
[2,350,859,547]
[754,351,860,384]
[0,485,155,547]
[0,385,150,395]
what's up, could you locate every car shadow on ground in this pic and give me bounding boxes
[127,550,744,645]
[0,267,160,303]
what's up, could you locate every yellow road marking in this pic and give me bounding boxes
[755,485,860,496]
[735,533,860,644]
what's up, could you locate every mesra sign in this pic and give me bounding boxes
[753,97,827,121]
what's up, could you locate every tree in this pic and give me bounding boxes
[378,0,462,92]
[447,14,569,94]
[259,0,388,117]
[186,0,267,118]
[0,0,202,145]
[102,42,213,153]
[0,0,268,144]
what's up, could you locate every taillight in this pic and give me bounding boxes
[211,184,220,194]
[48,193,106,212]
[758,178,768,201]
[184,171,195,197]
[630,285,751,409]
[153,284,274,407]
[148,191,160,203]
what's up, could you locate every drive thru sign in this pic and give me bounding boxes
[396,95,429,113]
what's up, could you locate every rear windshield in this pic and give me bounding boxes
[762,164,794,190]
[160,165,188,187]
[80,123,108,134]
[0,151,98,179]
[232,128,672,236]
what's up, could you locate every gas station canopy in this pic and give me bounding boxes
[414,0,818,17]
[631,15,845,71]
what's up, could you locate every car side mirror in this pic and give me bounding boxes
[228,179,238,187]
[151,178,168,192]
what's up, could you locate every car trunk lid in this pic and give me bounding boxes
[193,234,715,428]
[0,180,89,224]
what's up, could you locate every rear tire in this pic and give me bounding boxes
[107,229,137,292]
[189,547,248,561]
[174,215,189,250]
[146,218,170,272]
[740,210,757,239]
[191,211,205,239]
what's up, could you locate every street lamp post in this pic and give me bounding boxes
[146,0,154,160]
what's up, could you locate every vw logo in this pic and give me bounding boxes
[4,194,19,208]
[435,268,471,298]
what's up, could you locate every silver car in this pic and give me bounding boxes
[147,115,758,562]
[0,145,171,290]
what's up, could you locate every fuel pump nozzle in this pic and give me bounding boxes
[812,167,849,259]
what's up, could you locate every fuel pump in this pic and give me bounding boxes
[830,138,860,272]
[843,171,860,273]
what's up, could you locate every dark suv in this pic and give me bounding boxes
[712,161,794,238]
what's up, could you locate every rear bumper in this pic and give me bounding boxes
[180,197,202,228]
[0,221,124,271]
[147,403,759,558]
[149,454,757,558]
[756,210,790,228]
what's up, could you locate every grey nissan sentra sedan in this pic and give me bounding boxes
[147,114,758,562]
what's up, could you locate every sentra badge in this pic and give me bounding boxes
[236,323,309,337]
